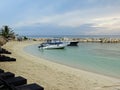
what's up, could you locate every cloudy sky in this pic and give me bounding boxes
[0,0,120,35]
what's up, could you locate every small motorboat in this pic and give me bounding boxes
[38,39,67,49]
[67,41,79,46]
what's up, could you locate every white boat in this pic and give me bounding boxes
[38,39,67,49]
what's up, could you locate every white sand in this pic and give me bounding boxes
[0,41,120,90]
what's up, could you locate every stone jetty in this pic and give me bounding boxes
[30,37,120,43]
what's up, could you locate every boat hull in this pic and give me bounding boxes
[67,41,79,46]
[39,44,66,49]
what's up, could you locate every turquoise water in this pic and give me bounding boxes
[24,43,120,78]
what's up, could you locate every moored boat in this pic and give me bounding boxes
[67,41,79,46]
[38,39,67,49]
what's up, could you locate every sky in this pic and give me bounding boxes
[0,0,120,35]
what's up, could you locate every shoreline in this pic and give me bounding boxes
[0,40,120,90]
[25,46,120,79]
[24,42,120,79]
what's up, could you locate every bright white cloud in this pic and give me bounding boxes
[15,8,120,28]
[13,1,120,35]
[92,16,120,28]
[14,9,94,27]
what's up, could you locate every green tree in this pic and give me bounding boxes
[0,25,15,39]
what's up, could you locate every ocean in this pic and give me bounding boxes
[24,41,120,79]
[26,35,120,38]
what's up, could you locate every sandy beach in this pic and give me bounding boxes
[0,41,120,90]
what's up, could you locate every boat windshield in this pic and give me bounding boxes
[46,39,63,44]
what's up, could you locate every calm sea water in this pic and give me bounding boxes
[26,35,120,38]
[24,42,120,78]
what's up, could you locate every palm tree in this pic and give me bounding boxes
[0,25,15,39]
